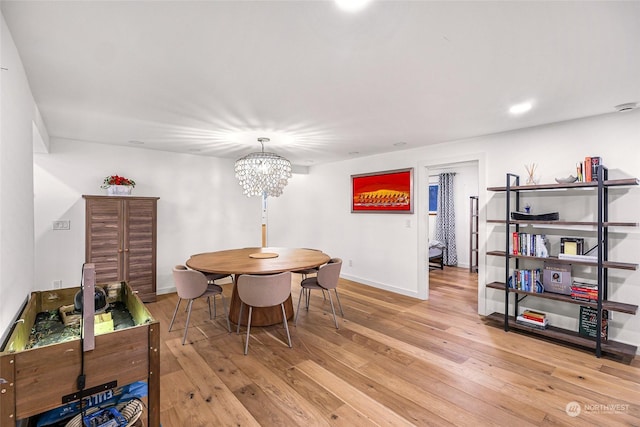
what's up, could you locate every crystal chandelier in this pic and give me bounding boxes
[234,137,292,197]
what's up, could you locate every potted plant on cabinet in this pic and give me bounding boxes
[101,174,136,195]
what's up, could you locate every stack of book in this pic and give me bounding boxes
[584,156,602,182]
[571,281,598,302]
[510,269,542,293]
[516,310,548,330]
[577,156,602,182]
[511,232,549,257]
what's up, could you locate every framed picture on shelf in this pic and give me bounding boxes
[351,168,413,213]
[543,262,572,295]
[429,184,438,215]
[560,237,584,255]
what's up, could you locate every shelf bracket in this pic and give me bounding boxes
[517,295,528,303]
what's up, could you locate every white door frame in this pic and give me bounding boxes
[417,152,487,316]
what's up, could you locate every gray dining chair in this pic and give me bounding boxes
[203,272,232,318]
[169,265,231,345]
[174,265,229,320]
[236,271,293,355]
[293,248,328,302]
[295,258,344,329]
[292,248,321,278]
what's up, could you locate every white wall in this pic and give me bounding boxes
[33,139,269,295]
[269,110,640,348]
[0,14,38,338]
[269,156,423,298]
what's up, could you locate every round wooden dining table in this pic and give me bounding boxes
[186,247,330,326]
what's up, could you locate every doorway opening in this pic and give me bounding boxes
[418,155,485,315]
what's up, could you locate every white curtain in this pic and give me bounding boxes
[435,172,457,265]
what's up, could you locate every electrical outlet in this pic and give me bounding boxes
[53,220,70,230]
[53,280,62,289]
[348,259,353,267]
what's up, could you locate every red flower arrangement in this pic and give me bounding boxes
[101,174,136,188]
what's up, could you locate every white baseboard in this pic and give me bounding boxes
[339,273,420,299]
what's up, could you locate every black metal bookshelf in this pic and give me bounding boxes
[486,166,638,360]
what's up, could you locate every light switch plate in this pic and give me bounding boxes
[53,220,70,230]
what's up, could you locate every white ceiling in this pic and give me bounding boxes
[3,1,639,166]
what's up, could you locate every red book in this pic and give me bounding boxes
[584,157,592,182]
[522,314,545,323]
[513,232,519,255]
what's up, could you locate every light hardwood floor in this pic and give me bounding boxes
[146,267,640,426]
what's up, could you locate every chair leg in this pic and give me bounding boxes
[213,294,217,319]
[305,288,310,310]
[295,287,304,326]
[183,299,194,345]
[207,296,212,320]
[244,306,253,355]
[220,294,231,333]
[334,289,345,317]
[237,302,244,335]
[168,298,182,332]
[281,303,292,348]
[327,291,339,329]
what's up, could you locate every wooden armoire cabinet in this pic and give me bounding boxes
[83,195,159,302]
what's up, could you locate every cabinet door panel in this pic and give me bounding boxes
[86,199,124,283]
[124,199,157,302]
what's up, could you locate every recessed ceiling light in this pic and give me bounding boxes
[509,102,533,115]
[335,0,371,12]
[348,151,359,155]
[393,142,407,147]
[128,140,145,145]
[188,148,202,152]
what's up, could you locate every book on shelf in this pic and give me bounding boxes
[522,309,546,319]
[516,315,548,330]
[571,281,598,302]
[557,253,598,262]
[521,310,546,323]
[578,306,608,340]
[560,237,584,255]
[572,295,597,303]
[542,262,571,295]
[576,162,583,182]
[510,269,543,293]
[590,156,602,182]
[583,156,602,182]
[510,232,548,257]
[572,280,597,290]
